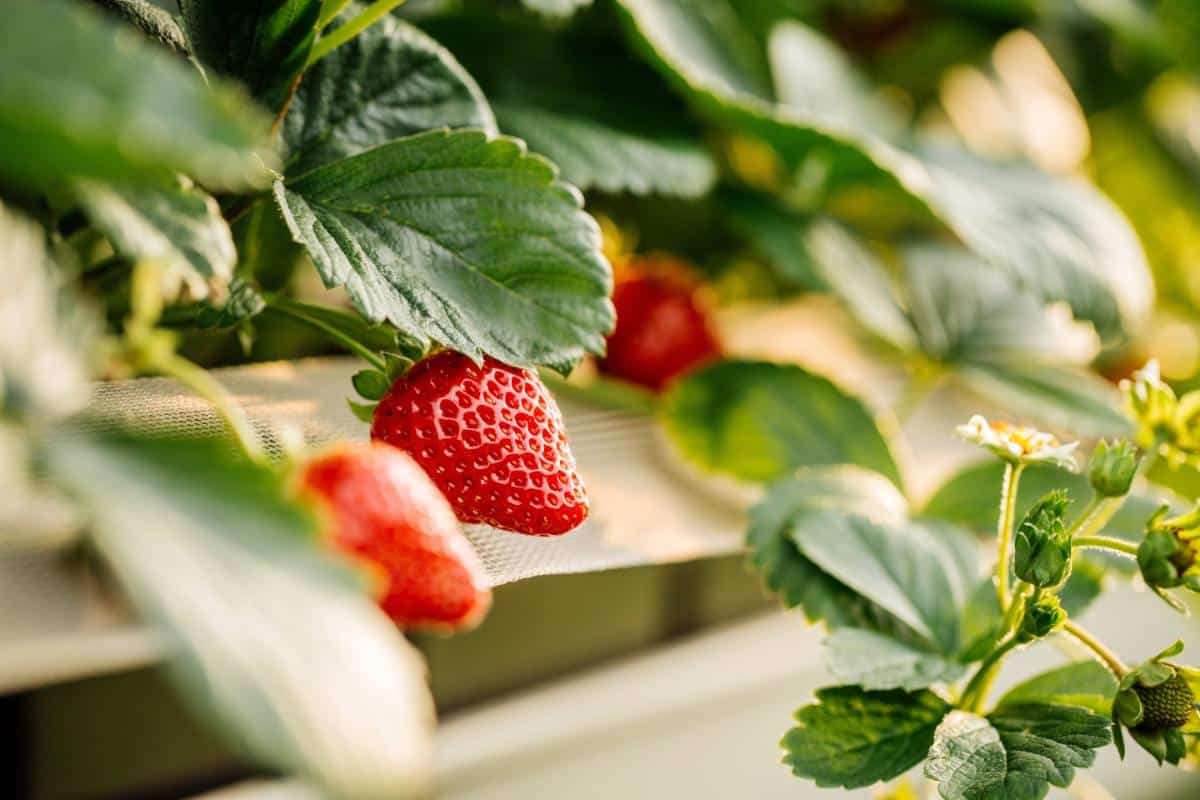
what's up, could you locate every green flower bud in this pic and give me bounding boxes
[1122,360,1178,449]
[1018,595,1066,642]
[1139,514,1200,592]
[1014,490,1073,588]
[1088,439,1140,497]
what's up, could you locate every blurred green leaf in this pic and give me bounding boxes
[783,686,950,788]
[996,661,1118,714]
[284,10,495,178]
[426,14,714,197]
[823,628,966,691]
[91,0,189,55]
[0,0,275,191]
[520,0,592,17]
[47,432,435,798]
[661,359,902,486]
[180,0,322,110]
[74,179,236,302]
[162,277,266,330]
[957,363,1130,438]
[721,190,824,290]
[274,128,614,371]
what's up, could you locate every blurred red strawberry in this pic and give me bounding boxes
[296,442,491,632]
[598,256,721,391]
[371,351,588,536]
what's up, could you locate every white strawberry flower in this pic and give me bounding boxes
[956,415,1078,470]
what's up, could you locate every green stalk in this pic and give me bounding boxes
[996,462,1025,611]
[1062,619,1128,678]
[316,0,354,29]
[959,636,1021,713]
[308,0,407,66]
[1067,495,1125,540]
[262,297,388,372]
[151,353,268,465]
[1073,535,1139,557]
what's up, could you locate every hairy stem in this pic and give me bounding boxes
[1062,620,1127,678]
[1067,496,1125,540]
[308,0,407,66]
[263,297,388,371]
[1073,535,1139,557]
[996,462,1025,611]
[960,636,1021,713]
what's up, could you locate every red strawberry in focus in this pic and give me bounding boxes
[297,442,491,632]
[371,351,588,536]
[598,257,721,391]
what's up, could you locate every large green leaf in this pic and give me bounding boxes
[425,14,714,197]
[283,11,495,177]
[274,128,614,370]
[792,511,972,653]
[180,0,322,109]
[823,628,966,692]
[615,4,1152,340]
[493,103,715,197]
[957,364,1130,438]
[721,190,823,290]
[996,662,1118,715]
[660,360,902,486]
[982,703,1112,799]
[0,0,274,190]
[47,432,434,798]
[782,686,950,789]
[0,203,96,423]
[74,179,236,301]
[925,711,1007,800]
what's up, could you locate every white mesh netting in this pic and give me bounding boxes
[82,358,745,586]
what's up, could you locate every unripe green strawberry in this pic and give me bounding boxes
[1134,671,1196,731]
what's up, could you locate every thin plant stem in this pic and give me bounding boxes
[996,462,1025,611]
[1062,620,1128,678]
[1068,496,1125,541]
[316,0,354,29]
[263,298,388,371]
[154,353,268,465]
[960,636,1021,713]
[1073,535,1139,557]
[308,0,407,66]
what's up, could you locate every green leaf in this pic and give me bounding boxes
[161,277,266,330]
[493,102,715,197]
[792,512,972,653]
[823,628,966,692]
[180,0,322,109]
[426,14,714,197]
[746,467,917,634]
[956,363,1130,439]
[660,360,902,487]
[925,711,1007,800]
[46,432,434,797]
[283,12,495,177]
[982,703,1112,799]
[996,662,1119,715]
[74,179,235,301]
[614,4,1152,340]
[92,0,189,55]
[782,686,949,789]
[0,202,97,423]
[0,0,274,190]
[352,369,391,401]
[274,128,613,370]
[520,0,592,17]
[721,189,823,290]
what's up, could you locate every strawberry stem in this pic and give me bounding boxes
[1073,534,1139,556]
[1062,619,1128,679]
[264,296,388,372]
[996,462,1025,612]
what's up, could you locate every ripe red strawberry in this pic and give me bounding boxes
[597,257,721,391]
[370,351,588,536]
[296,442,491,632]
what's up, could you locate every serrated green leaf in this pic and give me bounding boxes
[925,711,1007,800]
[92,0,189,55]
[981,703,1112,799]
[494,102,715,197]
[614,3,1152,340]
[782,686,949,789]
[180,0,322,109]
[74,179,235,301]
[274,128,613,370]
[660,359,902,487]
[793,512,972,653]
[823,628,966,692]
[284,11,495,177]
[426,14,713,197]
[0,0,274,191]
[46,432,434,797]
[996,662,1119,715]
[0,202,97,423]
[161,276,266,330]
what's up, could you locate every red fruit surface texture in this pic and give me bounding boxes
[598,267,721,391]
[297,442,491,632]
[371,351,588,536]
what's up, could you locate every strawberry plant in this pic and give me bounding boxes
[5,0,1200,797]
